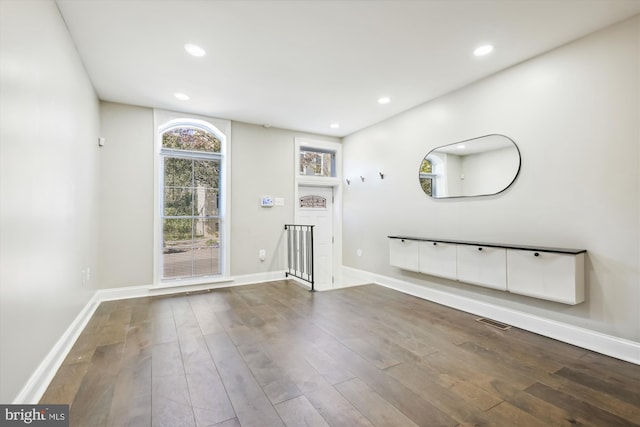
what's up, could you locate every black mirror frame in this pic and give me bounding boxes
[419,133,521,199]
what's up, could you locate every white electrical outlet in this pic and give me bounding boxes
[259,249,266,261]
[357,249,362,257]
[86,267,91,281]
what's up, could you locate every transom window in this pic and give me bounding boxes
[299,147,336,177]
[160,125,223,280]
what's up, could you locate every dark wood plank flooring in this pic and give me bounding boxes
[41,281,640,426]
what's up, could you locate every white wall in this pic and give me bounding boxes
[98,102,154,288]
[97,110,339,285]
[231,123,297,276]
[443,153,462,196]
[0,0,101,402]
[343,16,640,342]
[461,146,519,196]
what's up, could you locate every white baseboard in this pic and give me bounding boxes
[13,293,102,404]
[14,270,288,403]
[342,266,640,365]
[97,271,288,301]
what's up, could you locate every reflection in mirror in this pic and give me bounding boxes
[419,134,520,198]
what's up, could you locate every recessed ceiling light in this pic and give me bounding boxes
[474,44,494,57]
[457,144,466,150]
[174,92,190,101]
[330,123,340,129]
[378,97,391,105]
[184,43,206,57]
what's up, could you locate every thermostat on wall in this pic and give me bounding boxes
[260,196,274,207]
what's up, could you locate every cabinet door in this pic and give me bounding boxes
[389,239,420,272]
[506,250,584,304]
[456,245,507,290]
[419,241,457,280]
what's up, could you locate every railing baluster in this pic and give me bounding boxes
[286,225,292,272]
[284,224,315,291]
[308,233,311,281]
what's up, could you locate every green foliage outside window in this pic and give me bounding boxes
[162,128,220,242]
[420,158,432,174]
[163,218,192,241]
[419,159,433,196]
[162,127,221,152]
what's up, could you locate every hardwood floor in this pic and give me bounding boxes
[40,281,640,427]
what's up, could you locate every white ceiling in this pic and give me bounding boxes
[56,0,640,137]
[432,134,514,155]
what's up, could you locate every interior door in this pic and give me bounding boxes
[296,186,333,290]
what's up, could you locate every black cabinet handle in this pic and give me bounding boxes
[534,252,540,257]
[433,242,437,246]
[478,247,483,251]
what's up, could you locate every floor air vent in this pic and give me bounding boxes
[185,289,212,296]
[476,317,511,330]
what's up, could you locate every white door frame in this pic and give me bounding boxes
[294,137,343,288]
[296,185,334,290]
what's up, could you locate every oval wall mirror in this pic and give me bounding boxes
[419,134,521,198]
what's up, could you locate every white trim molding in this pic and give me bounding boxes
[13,294,102,404]
[342,266,640,365]
[294,137,344,288]
[98,271,287,301]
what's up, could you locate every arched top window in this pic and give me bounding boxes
[157,120,226,282]
[420,158,433,174]
[419,158,434,196]
[162,126,221,153]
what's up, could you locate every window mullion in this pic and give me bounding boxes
[191,158,195,276]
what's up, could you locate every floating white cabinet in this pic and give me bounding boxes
[456,245,507,291]
[389,238,420,271]
[388,236,586,305]
[419,241,457,280]
[506,249,585,304]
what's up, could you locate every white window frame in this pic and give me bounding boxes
[153,110,231,287]
[295,138,342,187]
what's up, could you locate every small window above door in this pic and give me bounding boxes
[299,147,336,177]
